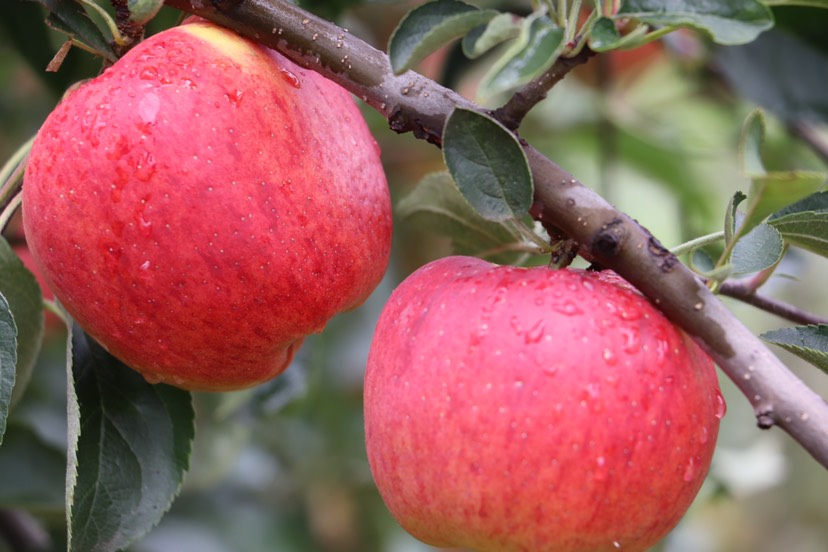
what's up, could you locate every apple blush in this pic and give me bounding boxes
[364,255,724,552]
[23,20,392,391]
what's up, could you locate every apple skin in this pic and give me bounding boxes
[364,256,724,552]
[23,20,391,391]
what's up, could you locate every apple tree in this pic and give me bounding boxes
[0,1,827,551]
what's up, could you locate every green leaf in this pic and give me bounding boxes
[735,111,827,236]
[740,109,766,176]
[127,0,164,25]
[767,192,828,256]
[761,324,828,374]
[67,326,195,552]
[764,0,828,7]
[742,172,827,235]
[730,223,784,274]
[588,16,651,51]
[725,191,747,245]
[0,238,44,410]
[0,293,16,446]
[618,0,774,45]
[388,0,498,74]
[770,210,828,256]
[397,172,528,263]
[478,12,564,99]
[442,108,533,222]
[461,12,522,59]
[32,0,117,61]
[770,189,828,219]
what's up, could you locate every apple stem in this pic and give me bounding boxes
[162,0,828,470]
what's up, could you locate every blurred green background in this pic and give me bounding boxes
[1,1,827,551]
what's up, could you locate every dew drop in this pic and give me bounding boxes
[280,69,302,88]
[713,390,727,419]
[137,92,160,126]
[143,372,162,385]
[552,300,582,316]
[543,365,559,377]
[602,348,617,365]
[139,66,159,81]
[134,151,157,181]
[225,88,244,106]
[698,426,709,445]
[619,327,640,354]
[682,456,699,482]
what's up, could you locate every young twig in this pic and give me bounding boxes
[492,47,595,131]
[719,280,828,326]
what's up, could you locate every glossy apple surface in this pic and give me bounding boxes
[364,256,724,552]
[23,20,391,390]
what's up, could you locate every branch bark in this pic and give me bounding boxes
[163,0,828,469]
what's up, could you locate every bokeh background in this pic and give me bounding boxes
[1,1,827,551]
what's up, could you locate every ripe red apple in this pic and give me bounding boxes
[23,19,392,391]
[364,256,724,552]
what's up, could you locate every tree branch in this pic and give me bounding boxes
[719,280,828,326]
[492,46,596,131]
[163,0,828,469]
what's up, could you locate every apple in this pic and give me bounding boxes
[22,19,392,391]
[364,256,724,552]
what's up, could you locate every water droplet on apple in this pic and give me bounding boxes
[698,425,709,445]
[225,88,244,106]
[280,68,302,88]
[613,540,622,549]
[593,455,608,480]
[137,92,160,126]
[619,327,640,354]
[713,390,727,419]
[602,348,617,365]
[524,320,545,343]
[552,300,582,316]
[139,66,159,81]
[134,151,157,181]
[542,365,558,377]
[682,456,699,482]
[143,372,162,385]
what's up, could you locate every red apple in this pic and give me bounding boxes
[364,256,724,552]
[23,19,392,391]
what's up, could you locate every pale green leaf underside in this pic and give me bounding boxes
[731,223,784,274]
[761,325,828,374]
[462,12,521,59]
[618,0,773,45]
[442,108,533,222]
[388,0,498,73]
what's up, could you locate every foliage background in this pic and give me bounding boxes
[1,1,827,551]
